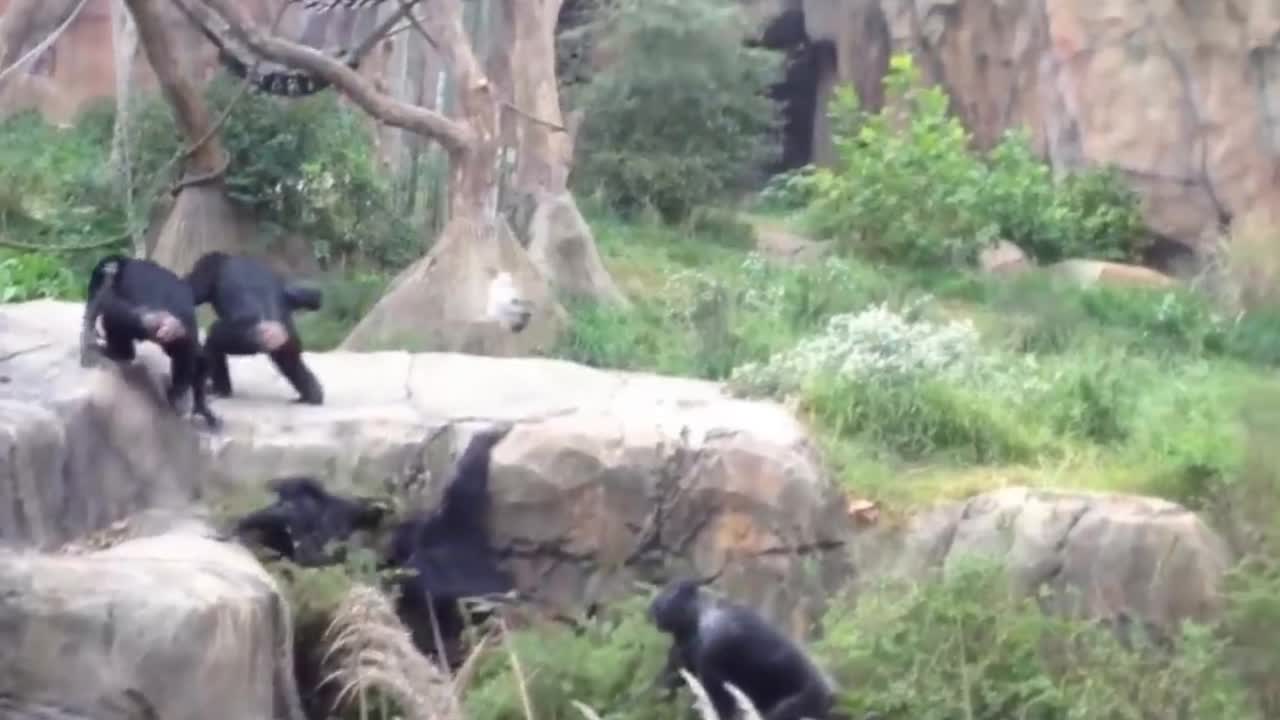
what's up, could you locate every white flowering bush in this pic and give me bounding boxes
[729,301,986,395]
[728,302,1067,461]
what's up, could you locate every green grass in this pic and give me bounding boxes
[565,205,1280,513]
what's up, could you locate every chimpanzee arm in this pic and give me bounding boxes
[654,641,688,696]
[184,252,224,306]
[234,505,297,560]
[282,283,323,312]
[696,653,738,720]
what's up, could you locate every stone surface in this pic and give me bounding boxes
[797,0,1280,258]
[851,487,1233,630]
[979,240,1031,275]
[0,510,304,720]
[523,190,631,306]
[1047,258,1179,289]
[0,300,851,631]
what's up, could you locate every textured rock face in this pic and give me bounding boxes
[853,487,1233,630]
[793,0,1280,259]
[0,512,304,720]
[0,300,851,632]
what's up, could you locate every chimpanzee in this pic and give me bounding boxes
[650,579,837,720]
[384,423,515,664]
[80,255,220,428]
[232,476,388,566]
[184,251,325,406]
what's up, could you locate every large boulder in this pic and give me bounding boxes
[852,487,1233,630]
[0,300,851,632]
[0,510,304,720]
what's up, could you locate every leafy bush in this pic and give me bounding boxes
[816,557,1260,719]
[1,77,418,270]
[0,252,84,301]
[293,272,391,350]
[798,53,1145,267]
[0,111,131,251]
[464,595,672,720]
[570,0,783,222]
[730,301,1045,462]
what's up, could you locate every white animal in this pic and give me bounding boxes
[485,271,534,332]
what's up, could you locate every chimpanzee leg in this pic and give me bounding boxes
[165,341,220,428]
[207,350,233,398]
[100,320,139,363]
[269,343,324,405]
[203,318,262,398]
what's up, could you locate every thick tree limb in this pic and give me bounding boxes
[124,0,226,174]
[197,0,473,155]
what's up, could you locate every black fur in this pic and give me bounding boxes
[81,255,219,428]
[385,424,515,663]
[185,251,325,405]
[233,476,387,566]
[650,579,836,720]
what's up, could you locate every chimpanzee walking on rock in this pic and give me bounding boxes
[184,251,325,405]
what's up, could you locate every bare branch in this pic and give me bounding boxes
[197,0,473,154]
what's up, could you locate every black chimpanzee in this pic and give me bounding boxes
[650,579,837,720]
[184,251,325,406]
[232,476,389,566]
[81,254,220,428]
[384,423,515,664]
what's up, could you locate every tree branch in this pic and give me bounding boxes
[196,0,474,155]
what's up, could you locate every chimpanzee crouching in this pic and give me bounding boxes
[81,255,220,428]
[232,476,388,567]
[650,579,837,720]
[184,251,325,405]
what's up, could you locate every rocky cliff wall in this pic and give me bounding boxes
[794,0,1280,262]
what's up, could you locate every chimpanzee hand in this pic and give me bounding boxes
[142,311,186,343]
[256,321,290,352]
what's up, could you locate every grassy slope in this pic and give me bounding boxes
[558,207,1280,512]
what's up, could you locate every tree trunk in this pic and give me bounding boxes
[108,0,137,172]
[124,0,240,273]
[340,0,567,354]
[501,0,628,307]
[108,0,144,256]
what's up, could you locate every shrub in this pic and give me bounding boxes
[816,557,1260,719]
[570,0,783,222]
[798,53,1145,268]
[1,77,418,270]
[464,595,672,720]
[730,301,1044,461]
[0,252,84,301]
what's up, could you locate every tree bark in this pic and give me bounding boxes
[124,0,240,273]
[108,0,143,255]
[500,0,627,306]
[504,0,574,194]
[0,0,55,68]
[108,0,138,173]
